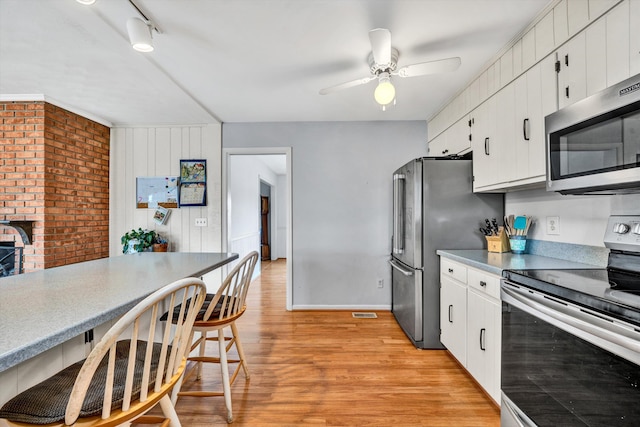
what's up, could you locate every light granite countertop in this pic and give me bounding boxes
[436,249,600,276]
[0,252,238,372]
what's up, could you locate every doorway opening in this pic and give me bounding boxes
[222,147,292,310]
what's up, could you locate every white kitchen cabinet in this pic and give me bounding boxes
[535,10,555,62]
[586,18,607,96]
[631,0,640,75]
[554,0,569,47]
[428,115,472,157]
[466,288,501,403]
[568,0,590,36]
[556,31,587,109]
[606,0,630,87]
[439,258,502,405]
[471,97,498,190]
[500,48,514,87]
[440,275,467,366]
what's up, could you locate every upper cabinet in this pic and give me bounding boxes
[431,0,634,193]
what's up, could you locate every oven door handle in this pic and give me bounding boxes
[502,282,640,365]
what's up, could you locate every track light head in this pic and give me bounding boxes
[127,17,154,52]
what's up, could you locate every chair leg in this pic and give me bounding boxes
[218,328,233,423]
[159,394,182,427]
[197,330,207,380]
[230,322,250,379]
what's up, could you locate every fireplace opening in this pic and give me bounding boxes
[0,242,23,277]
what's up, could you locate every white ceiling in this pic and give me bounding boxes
[0,0,551,126]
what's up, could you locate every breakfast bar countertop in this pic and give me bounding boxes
[436,249,600,276]
[0,252,238,372]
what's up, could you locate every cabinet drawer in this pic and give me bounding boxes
[441,259,467,284]
[467,268,500,299]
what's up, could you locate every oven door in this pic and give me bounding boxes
[501,281,640,426]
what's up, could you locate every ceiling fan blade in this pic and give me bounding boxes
[394,57,461,78]
[369,28,391,65]
[319,76,375,95]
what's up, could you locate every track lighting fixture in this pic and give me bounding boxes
[127,17,154,52]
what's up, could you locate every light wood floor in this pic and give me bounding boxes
[154,259,500,426]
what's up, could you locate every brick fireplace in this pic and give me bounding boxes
[0,101,110,272]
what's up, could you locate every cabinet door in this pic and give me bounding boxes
[472,97,498,190]
[440,276,467,366]
[526,61,547,179]
[557,31,587,109]
[428,130,448,157]
[631,0,640,75]
[466,289,501,403]
[496,82,517,184]
[606,0,630,86]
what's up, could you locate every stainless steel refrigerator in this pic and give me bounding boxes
[390,157,503,349]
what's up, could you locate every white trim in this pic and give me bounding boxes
[222,146,293,310]
[292,305,392,311]
[0,94,113,127]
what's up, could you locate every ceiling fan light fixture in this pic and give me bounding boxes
[127,17,154,52]
[374,74,395,106]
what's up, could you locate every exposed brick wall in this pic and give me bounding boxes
[0,101,110,272]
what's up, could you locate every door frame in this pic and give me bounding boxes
[222,147,293,310]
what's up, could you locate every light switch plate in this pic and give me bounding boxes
[195,218,207,227]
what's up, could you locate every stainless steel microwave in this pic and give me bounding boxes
[545,73,640,195]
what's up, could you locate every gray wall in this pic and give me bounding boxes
[223,121,427,309]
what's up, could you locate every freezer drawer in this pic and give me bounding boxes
[391,259,423,343]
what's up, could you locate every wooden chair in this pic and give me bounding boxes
[171,251,259,424]
[0,277,207,427]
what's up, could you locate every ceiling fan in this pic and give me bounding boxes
[319,28,461,109]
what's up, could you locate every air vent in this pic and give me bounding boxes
[352,312,377,319]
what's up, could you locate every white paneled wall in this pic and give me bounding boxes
[109,124,223,289]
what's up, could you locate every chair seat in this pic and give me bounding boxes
[0,340,167,425]
[160,294,237,323]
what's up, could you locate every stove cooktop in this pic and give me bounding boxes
[504,268,640,327]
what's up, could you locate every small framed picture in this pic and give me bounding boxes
[179,159,207,207]
[153,206,170,225]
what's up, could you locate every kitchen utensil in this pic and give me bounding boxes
[491,218,499,234]
[514,216,527,235]
[485,219,493,234]
[479,227,489,236]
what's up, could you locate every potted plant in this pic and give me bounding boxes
[121,228,157,254]
[152,234,169,252]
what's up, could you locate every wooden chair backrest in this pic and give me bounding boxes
[202,251,259,322]
[64,277,207,425]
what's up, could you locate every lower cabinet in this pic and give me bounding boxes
[439,257,501,404]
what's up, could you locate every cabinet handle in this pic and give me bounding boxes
[448,268,454,273]
[484,137,490,155]
[564,54,569,67]
[565,86,570,99]
[523,118,530,141]
[480,328,486,351]
[480,280,487,287]
[448,305,453,323]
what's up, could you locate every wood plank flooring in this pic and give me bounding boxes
[149,259,500,426]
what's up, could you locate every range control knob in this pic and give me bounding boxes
[614,223,630,234]
[633,223,640,235]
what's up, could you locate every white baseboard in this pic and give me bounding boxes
[291,304,391,311]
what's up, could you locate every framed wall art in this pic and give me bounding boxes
[179,159,207,207]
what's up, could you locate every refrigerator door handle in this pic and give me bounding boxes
[389,259,414,277]
[392,173,405,254]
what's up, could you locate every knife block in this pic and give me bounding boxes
[486,227,510,253]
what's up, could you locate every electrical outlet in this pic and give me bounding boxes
[195,218,207,227]
[546,216,560,235]
[377,279,384,288]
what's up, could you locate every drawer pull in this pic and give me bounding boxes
[480,328,486,351]
[448,305,453,323]
[480,280,487,287]
[448,268,454,273]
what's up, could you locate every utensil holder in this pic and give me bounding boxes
[509,235,527,254]
[486,227,510,253]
